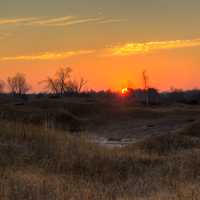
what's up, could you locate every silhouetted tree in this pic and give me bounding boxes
[42,67,87,95]
[7,73,30,96]
[78,77,87,93]
[42,67,72,96]
[142,70,149,105]
[42,77,60,95]
[0,80,5,93]
[56,67,72,95]
[65,77,87,93]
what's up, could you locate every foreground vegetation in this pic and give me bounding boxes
[0,116,199,199]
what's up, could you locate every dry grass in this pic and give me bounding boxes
[0,119,199,199]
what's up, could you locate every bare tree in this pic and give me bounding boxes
[7,73,30,96]
[0,80,5,93]
[42,67,72,95]
[78,77,87,93]
[65,79,79,93]
[41,67,87,95]
[56,67,72,95]
[42,77,59,94]
[142,70,149,105]
[65,77,87,93]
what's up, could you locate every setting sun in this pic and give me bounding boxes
[121,88,129,95]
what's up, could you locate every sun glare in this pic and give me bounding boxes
[121,88,128,95]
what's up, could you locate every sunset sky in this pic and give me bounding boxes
[0,0,199,92]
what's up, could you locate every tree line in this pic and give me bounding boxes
[0,67,87,96]
[0,67,199,106]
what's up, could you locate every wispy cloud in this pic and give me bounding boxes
[0,16,124,27]
[30,16,74,25]
[0,17,38,25]
[28,16,103,27]
[0,50,94,61]
[98,19,127,24]
[36,17,103,27]
[2,38,200,61]
[107,38,200,56]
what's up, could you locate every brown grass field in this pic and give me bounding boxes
[0,97,199,199]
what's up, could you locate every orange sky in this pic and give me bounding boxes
[0,46,199,92]
[0,0,200,92]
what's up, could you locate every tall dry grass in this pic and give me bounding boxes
[0,120,199,199]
